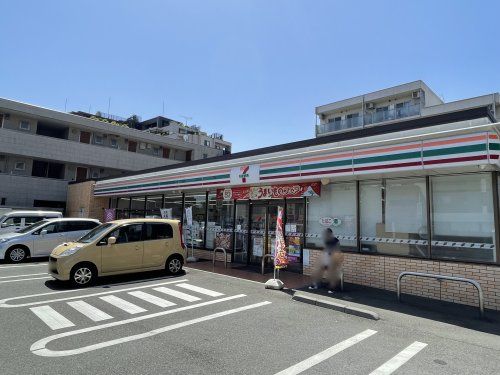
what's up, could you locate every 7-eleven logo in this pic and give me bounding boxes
[239,166,250,183]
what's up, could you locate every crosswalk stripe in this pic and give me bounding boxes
[153,287,201,302]
[30,306,75,330]
[369,341,427,375]
[176,283,224,297]
[274,329,378,375]
[128,291,176,308]
[67,300,113,322]
[99,296,147,314]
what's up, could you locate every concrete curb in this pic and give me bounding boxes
[292,291,380,320]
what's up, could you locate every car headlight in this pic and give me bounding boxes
[59,246,83,257]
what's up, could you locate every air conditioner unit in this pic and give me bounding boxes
[412,91,420,99]
[365,102,375,110]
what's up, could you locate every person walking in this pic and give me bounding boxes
[309,228,344,294]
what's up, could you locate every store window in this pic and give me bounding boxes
[116,197,130,219]
[306,182,357,250]
[285,199,305,270]
[146,195,163,218]
[184,193,207,248]
[365,178,428,257]
[164,194,183,220]
[431,174,496,263]
[130,196,146,218]
[206,194,234,250]
[359,180,383,253]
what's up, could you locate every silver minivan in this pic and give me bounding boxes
[0,211,63,234]
[0,218,100,263]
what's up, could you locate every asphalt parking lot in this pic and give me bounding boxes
[0,260,499,375]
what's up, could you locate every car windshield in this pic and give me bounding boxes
[16,220,50,234]
[77,223,114,243]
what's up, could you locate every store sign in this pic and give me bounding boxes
[319,217,334,227]
[216,182,321,200]
[230,164,260,185]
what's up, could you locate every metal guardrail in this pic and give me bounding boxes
[397,272,484,318]
[261,254,274,275]
[212,247,227,268]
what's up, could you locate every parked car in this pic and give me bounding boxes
[0,211,63,234]
[0,218,100,263]
[49,219,186,287]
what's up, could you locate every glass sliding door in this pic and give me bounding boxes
[249,203,266,265]
[285,199,304,271]
[233,202,249,263]
[183,193,207,249]
[207,195,234,250]
[164,194,183,220]
[145,195,163,218]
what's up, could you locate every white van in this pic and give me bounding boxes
[0,211,63,234]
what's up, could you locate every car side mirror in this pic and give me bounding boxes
[40,229,48,236]
[107,236,117,245]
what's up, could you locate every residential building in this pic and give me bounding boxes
[71,81,500,311]
[0,98,231,210]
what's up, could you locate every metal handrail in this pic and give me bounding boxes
[212,247,227,268]
[397,272,484,318]
[261,254,274,275]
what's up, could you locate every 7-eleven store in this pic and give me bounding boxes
[87,110,500,311]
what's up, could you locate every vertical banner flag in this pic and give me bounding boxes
[185,206,193,226]
[160,208,172,219]
[103,208,116,223]
[274,206,288,269]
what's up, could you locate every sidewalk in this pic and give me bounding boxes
[185,259,311,289]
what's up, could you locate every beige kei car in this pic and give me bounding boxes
[49,219,187,287]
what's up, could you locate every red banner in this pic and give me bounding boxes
[274,206,288,269]
[216,182,321,200]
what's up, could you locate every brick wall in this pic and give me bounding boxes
[304,250,500,311]
[66,180,108,221]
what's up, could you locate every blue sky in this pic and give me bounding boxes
[1,0,499,152]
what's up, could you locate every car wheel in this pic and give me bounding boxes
[70,264,97,287]
[166,255,183,275]
[7,247,27,263]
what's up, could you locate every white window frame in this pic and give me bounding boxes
[93,134,104,145]
[14,161,26,171]
[19,120,31,131]
[110,138,118,148]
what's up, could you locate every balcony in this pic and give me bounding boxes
[316,103,421,136]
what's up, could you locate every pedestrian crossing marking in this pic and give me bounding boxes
[99,296,147,314]
[176,283,225,297]
[30,306,75,330]
[127,291,176,308]
[153,287,202,302]
[67,300,113,322]
[369,341,428,375]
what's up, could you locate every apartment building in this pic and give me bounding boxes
[316,80,499,136]
[0,98,231,210]
[136,116,231,156]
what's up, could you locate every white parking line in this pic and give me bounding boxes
[99,296,147,314]
[176,283,225,297]
[0,278,188,308]
[0,276,51,284]
[0,273,47,279]
[369,341,428,375]
[67,301,113,322]
[274,329,378,375]
[30,306,75,330]
[31,294,255,357]
[154,287,201,302]
[128,291,176,308]
[0,263,48,270]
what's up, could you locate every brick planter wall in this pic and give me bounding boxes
[304,250,500,311]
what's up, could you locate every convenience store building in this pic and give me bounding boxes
[74,82,500,311]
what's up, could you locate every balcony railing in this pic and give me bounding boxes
[316,103,421,136]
